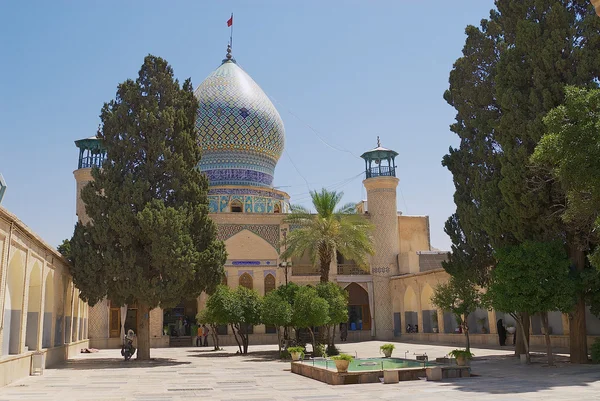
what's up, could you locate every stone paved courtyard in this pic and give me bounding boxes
[1,341,599,401]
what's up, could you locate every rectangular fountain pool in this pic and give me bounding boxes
[291,357,469,385]
[309,357,436,371]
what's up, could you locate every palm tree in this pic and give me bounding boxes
[281,189,375,283]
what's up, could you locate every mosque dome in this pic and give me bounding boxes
[194,47,285,188]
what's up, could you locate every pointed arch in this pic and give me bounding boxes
[264,274,275,294]
[25,261,42,350]
[239,273,253,290]
[3,252,25,355]
[42,271,54,348]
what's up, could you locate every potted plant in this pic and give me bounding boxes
[477,317,487,334]
[431,311,439,333]
[287,346,305,361]
[379,343,395,358]
[331,353,354,373]
[163,325,169,336]
[449,349,474,366]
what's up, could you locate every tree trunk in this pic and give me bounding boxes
[242,324,249,354]
[308,327,317,356]
[463,313,470,352]
[210,324,219,350]
[319,247,332,283]
[231,324,243,354]
[276,327,282,355]
[136,303,151,360]
[511,312,530,363]
[568,243,589,364]
[514,312,530,357]
[541,311,554,366]
[331,325,337,347]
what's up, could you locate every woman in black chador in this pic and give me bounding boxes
[497,319,507,346]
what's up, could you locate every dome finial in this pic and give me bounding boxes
[226,43,232,59]
[377,136,381,147]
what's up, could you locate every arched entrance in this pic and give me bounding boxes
[345,283,371,331]
[404,286,418,332]
[163,299,198,345]
[420,284,435,333]
[3,253,25,355]
[42,271,54,348]
[25,262,42,350]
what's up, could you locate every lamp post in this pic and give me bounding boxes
[280,228,289,286]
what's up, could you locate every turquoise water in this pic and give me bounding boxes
[307,357,436,372]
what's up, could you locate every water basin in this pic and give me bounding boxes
[306,357,436,372]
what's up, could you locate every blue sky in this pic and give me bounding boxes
[0,0,496,250]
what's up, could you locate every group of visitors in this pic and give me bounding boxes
[196,324,210,347]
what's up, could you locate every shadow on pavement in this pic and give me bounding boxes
[56,357,190,370]
[439,353,600,394]
[186,349,284,362]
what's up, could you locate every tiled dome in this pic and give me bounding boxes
[194,53,285,187]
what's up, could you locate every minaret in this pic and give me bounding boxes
[361,137,399,340]
[73,136,105,224]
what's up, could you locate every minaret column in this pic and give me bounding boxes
[364,176,399,340]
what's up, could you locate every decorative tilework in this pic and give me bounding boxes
[217,224,280,252]
[194,60,285,187]
[209,187,287,200]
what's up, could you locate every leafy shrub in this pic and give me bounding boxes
[331,353,353,361]
[591,338,600,363]
[326,344,340,356]
[287,346,305,355]
[449,349,474,359]
[313,343,327,357]
[280,350,291,360]
[379,343,395,353]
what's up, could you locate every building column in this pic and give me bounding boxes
[366,281,375,338]
[416,283,423,334]
[488,310,498,334]
[67,283,75,344]
[36,261,47,351]
[436,308,445,334]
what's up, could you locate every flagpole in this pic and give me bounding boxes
[230,13,234,50]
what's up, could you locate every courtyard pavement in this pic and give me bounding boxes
[1,341,599,401]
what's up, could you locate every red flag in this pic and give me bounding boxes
[227,15,233,27]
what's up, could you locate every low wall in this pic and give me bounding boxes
[399,333,599,351]
[291,361,469,385]
[0,339,89,388]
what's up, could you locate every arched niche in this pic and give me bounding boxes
[25,262,42,351]
[230,200,243,213]
[224,230,278,261]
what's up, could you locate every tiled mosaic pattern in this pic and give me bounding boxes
[216,224,280,252]
[208,192,289,214]
[194,60,285,187]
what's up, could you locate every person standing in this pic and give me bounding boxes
[202,324,209,347]
[497,319,507,346]
[196,325,203,347]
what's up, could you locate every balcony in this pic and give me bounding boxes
[291,265,320,276]
[366,165,396,178]
[337,264,369,276]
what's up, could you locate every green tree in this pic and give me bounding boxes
[316,282,348,347]
[431,273,480,352]
[231,286,262,355]
[57,239,72,261]
[196,308,220,351]
[261,291,292,355]
[273,282,300,347]
[292,286,329,353]
[486,241,576,365]
[443,1,600,363]
[280,189,374,282]
[68,55,227,359]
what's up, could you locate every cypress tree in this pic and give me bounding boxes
[69,55,227,360]
[444,1,600,363]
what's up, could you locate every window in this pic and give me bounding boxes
[273,203,281,214]
[230,200,243,213]
[264,274,276,295]
[239,273,253,289]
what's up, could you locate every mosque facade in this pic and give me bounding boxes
[74,47,600,350]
